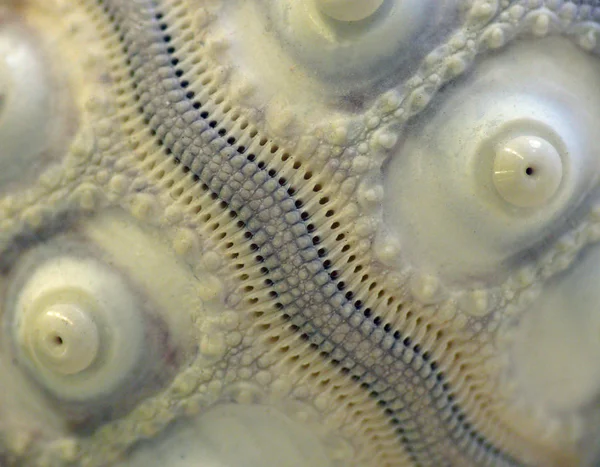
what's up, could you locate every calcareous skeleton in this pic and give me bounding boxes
[0,0,599,466]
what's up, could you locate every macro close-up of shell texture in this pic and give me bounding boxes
[1,0,600,466]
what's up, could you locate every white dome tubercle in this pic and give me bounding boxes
[211,0,461,138]
[28,303,100,376]
[5,209,213,407]
[380,38,600,284]
[493,135,563,208]
[11,256,145,402]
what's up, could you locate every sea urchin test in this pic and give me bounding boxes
[1,1,600,467]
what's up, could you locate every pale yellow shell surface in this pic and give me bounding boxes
[0,1,600,467]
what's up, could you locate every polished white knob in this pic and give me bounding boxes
[28,303,100,375]
[12,256,144,401]
[493,135,563,207]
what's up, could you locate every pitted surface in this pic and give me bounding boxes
[92,0,596,465]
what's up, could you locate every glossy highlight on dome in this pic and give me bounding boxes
[0,1,600,466]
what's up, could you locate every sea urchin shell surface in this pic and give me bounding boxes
[1,1,600,467]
